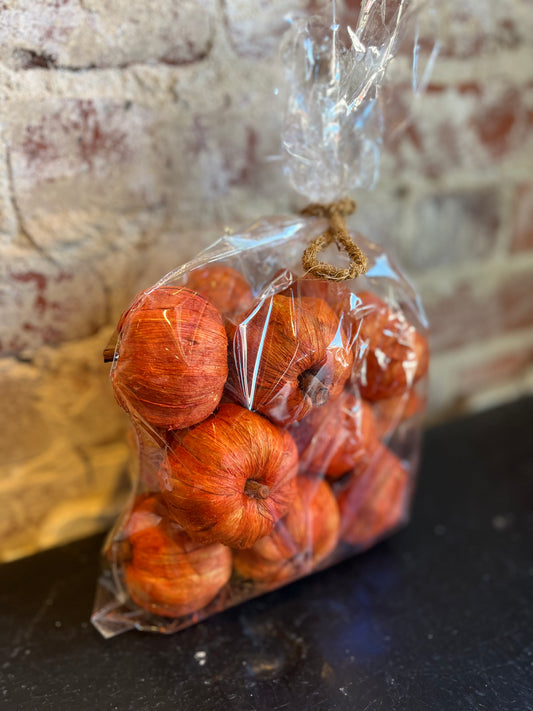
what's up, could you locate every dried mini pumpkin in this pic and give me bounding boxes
[226,294,354,427]
[233,476,340,585]
[121,494,232,618]
[289,390,379,480]
[337,445,409,549]
[160,403,298,549]
[183,264,254,317]
[372,390,426,440]
[354,292,429,401]
[111,286,228,430]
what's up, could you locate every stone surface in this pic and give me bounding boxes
[33,331,127,449]
[0,436,129,562]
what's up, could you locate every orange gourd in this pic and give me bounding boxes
[183,264,254,317]
[121,495,232,618]
[112,286,228,430]
[337,445,409,549]
[234,476,340,585]
[289,391,379,480]
[226,294,354,426]
[160,403,298,549]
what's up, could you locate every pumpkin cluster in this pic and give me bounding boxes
[106,263,428,625]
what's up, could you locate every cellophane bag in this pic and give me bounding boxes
[92,0,437,637]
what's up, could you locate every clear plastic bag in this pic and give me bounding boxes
[92,216,428,637]
[92,0,436,637]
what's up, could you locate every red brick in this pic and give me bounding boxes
[6,99,167,249]
[381,84,425,160]
[12,100,136,186]
[5,92,284,254]
[223,0,311,58]
[0,0,214,69]
[185,115,262,190]
[400,188,501,272]
[459,347,533,393]
[498,270,533,333]
[511,183,533,252]
[470,87,529,159]
[384,81,533,178]
[424,267,533,353]
[424,282,485,353]
[381,84,458,178]
[400,0,532,59]
[0,258,108,356]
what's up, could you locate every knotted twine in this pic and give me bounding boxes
[301,198,368,281]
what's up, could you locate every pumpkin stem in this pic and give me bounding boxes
[244,479,271,500]
[103,329,119,363]
[298,370,330,407]
[103,347,117,363]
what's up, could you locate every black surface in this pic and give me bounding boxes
[1,398,532,711]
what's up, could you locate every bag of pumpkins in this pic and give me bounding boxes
[92,1,434,636]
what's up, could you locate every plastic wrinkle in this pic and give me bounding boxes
[280,0,439,200]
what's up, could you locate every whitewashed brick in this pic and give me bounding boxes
[0,0,215,69]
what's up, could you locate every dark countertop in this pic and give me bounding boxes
[1,397,532,711]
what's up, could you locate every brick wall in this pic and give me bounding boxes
[1,0,532,561]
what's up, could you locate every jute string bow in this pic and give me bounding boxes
[301,198,368,281]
